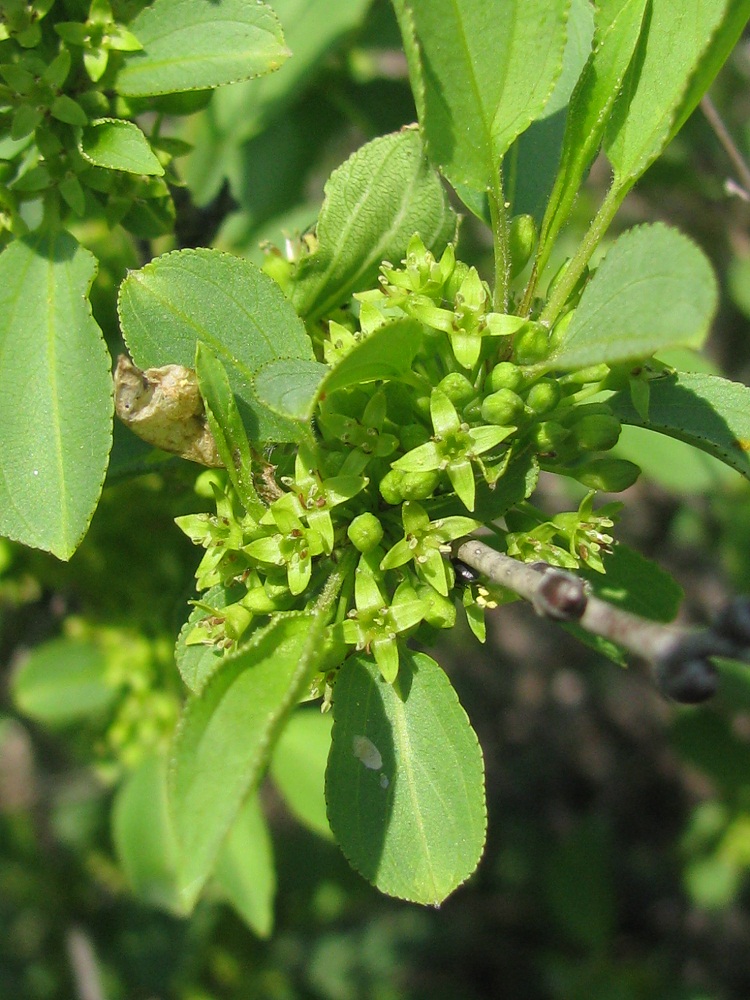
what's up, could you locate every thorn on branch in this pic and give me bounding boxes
[454,540,750,705]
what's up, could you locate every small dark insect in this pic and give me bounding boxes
[451,558,482,585]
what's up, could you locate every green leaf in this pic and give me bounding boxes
[116,0,289,97]
[509,0,596,221]
[0,232,113,559]
[326,650,486,905]
[118,248,313,444]
[392,0,569,192]
[535,0,648,255]
[256,318,426,424]
[194,342,262,512]
[322,318,425,396]
[544,223,717,371]
[609,372,750,481]
[270,708,334,840]
[112,752,184,914]
[614,424,735,493]
[183,0,373,204]
[80,118,164,175]
[604,0,745,188]
[213,793,276,938]
[12,638,116,725]
[252,358,329,423]
[170,593,339,909]
[290,130,456,321]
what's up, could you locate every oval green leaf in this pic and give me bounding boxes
[112,751,184,914]
[12,638,116,725]
[609,372,750,481]
[118,247,314,444]
[326,651,487,905]
[290,130,456,321]
[392,0,569,192]
[213,793,276,938]
[170,604,335,909]
[80,118,164,175]
[0,232,113,559]
[271,708,334,840]
[544,223,717,371]
[116,0,289,97]
[604,0,739,187]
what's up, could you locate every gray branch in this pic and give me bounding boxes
[455,540,750,703]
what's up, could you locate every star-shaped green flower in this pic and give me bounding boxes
[340,560,428,681]
[380,500,480,596]
[391,389,514,511]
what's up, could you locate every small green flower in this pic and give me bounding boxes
[281,443,368,553]
[380,500,480,596]
[247,492,327,596]
[340,561,428,682]
[392,389,513,510]
[552,491,621,573]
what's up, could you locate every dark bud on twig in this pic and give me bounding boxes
[531,568,588,622]
[711,597,750,648]
[653,648,719,704]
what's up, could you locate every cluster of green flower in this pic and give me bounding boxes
[176,236,637,686]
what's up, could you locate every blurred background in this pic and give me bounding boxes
[3,2,750,997]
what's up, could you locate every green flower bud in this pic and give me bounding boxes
[379,468,440,504]
[379,469,405,504]
[400,469,441,500]
[437,372,476,406]
[481,388,524,426]
[571,458,640,492]
[513,324,550,365]
[571,413,622,452]
[558,364,610,387]
[524,378,561,414]
[348,512,384,553]
[530,420,570,452]
[413,394,432,420]
[488,361,524,393]
[509,214,537,278]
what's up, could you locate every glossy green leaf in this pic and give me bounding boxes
[116,0,289,97]
[252,359,329,423]
[290,130,456,321]
[609,372,750,481]
[80,118,164,175]
[112,752,184,914]
[183,0,372,203]
[392,0,569,192]
[604,0,742,187]
[322,319,425,396]
[271,708,333,840]
[118,248,313,443]
[535,0,648,254]
[170,598,337,909]
[510,0,596,220]
[213,793,276,937]
[0,232,113,559]
[12,638,116,725]
[326,651,486,905]
[544,224,717,371]
[615,424,735,493]
[194,342,262,512]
